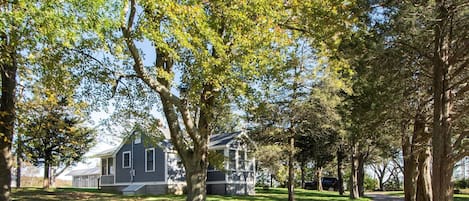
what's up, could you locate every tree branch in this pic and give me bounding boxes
[396,41,433,61]
[453,130,468,151]
[111,74,138,97]
[53,164,70,178]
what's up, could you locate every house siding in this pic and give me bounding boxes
[101,131,256,196]
[207,171,226,181]
[115,137,166,184]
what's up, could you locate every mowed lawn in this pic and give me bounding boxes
[12,187,371,201]
[380,190,469,201]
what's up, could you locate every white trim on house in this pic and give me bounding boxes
[122,151,131,168]
[101,180,254,187]
[224,131,257,149]
[207,181,255,185]
[209,145,227,150]
[145,148,155,172]
[102,181,187,186]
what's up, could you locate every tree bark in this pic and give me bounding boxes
[43,163,50,189]
[15,135,21,188]
[416,145,432,201]
[350,146,359,199]
[357,153,365,196]
[185,160,207,201]
[337,147,345,195]
[402,124,418,201]
[300,161,305,189]
[287,137,295,201]
[316,166,323,191]
[0,45,18,201]
[432,2,456,201]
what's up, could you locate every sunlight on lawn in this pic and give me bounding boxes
[13,187,373,201]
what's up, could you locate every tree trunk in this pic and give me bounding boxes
[416,145,432,201]
[43,163,50,189]
[402,120,417,201]
[185,163,207,201]
[0,49,18,201]
[350,146,359,199]
[287,137,295,201]
[15,135,22,188]
[357,153,365,196]
[432,2,456,201]
[50,168,56,188]
[270,174,273,188]
[300,162,305,189]
[15,158,20,188]
[316,166,323,191]
[337,147,344,195]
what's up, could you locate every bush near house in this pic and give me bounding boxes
[456,179,469,189]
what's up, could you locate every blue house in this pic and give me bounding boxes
[96,131,256,195]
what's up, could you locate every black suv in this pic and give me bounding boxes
[304,177,339,191]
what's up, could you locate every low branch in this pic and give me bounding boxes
[53,164,71,178]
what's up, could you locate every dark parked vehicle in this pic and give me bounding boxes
[304,177,339,191]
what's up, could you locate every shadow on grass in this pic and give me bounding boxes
[13,187,369,201]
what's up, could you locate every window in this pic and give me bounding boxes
[107,158,114,175]
[229,150,236,170]
[238,151,245,170]
[145,148,155,172]
[122,151,131,168]
[134,134,141,144]
[102,158,114,175]
[101,158,108,175]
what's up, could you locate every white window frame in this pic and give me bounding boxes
[134,134,141,144]
[145,148,155,172]
[122,151,131,168]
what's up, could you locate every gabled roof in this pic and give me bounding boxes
[93,147,117,158]
[209,131,243,147]
[95,131,253,158]
[66,167,100,176]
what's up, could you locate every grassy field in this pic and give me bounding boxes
[12,187,371,201]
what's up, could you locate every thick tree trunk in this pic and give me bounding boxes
[402,121,417,201]
[416,146,432,201]
[0,53,18,201]
[43,163,50,189]
[287,137,295,201]
[316,167,323,191]
[337,147,344,195]
[357,154,365,196]
[350,147,359,199]
[185,163,207,201]
[432,2,456,201]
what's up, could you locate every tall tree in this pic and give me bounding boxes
[21,90,95,189]
[113,1,290,200]
[0,1,115,199]
[373,1,469,200]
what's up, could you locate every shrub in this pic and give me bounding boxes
[455,179,469,189]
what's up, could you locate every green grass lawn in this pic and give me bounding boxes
[379,190,469,201]
[12,187,371,201]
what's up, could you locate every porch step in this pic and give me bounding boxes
[122,184,145,195]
